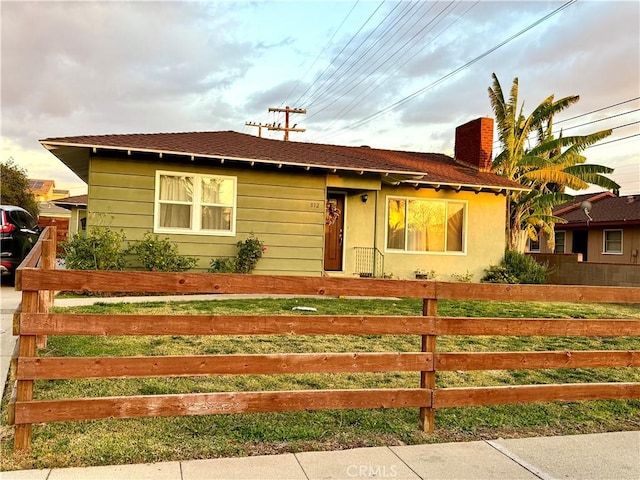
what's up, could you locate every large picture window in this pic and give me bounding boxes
[386,197,465,253]
[155,171,236,235]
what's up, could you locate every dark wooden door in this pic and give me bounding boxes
[324,194,344,271]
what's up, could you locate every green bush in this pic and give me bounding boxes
[60,228,126,270]
[482,250,548,284]
[208,258,236,273]
[209,235,266,274]
[125,233,197,272]
[481,265,519,284]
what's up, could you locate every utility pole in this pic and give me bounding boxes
[267,106,306,141]
[245,122,268,138]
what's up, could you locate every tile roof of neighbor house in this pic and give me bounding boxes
[53,194,88,208]
[554,191,640,226]
[40,131,524,191]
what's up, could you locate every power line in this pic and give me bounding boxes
[281,1,361,108]
[292,0,387,107]
[588,132,640,148]
[316,0,577,142]
[555,96,640,125]
[559,108,640,132]
[494,100,640,146]
[307,1,458,121]
[310,1,479,138]
[304,0,426,112]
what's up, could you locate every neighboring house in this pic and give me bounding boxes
[36,202,71,248]
[53,194,88,238]
[28,179,70,202]
[39,117,525,279]
[534,191,640,264]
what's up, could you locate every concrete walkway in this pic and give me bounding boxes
[1,431,638,479]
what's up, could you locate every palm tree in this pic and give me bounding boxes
[488,73,619,252]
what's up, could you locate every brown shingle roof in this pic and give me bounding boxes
[53,194,88,208]
[40,130,523,190]
[554,191,640,226]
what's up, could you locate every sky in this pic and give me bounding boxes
[2,0,639,196]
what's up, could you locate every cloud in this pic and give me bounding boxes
[2,0,638,193]
[1,1,256,146]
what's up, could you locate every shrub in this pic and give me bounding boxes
[60,228,126,270]
[481,250,548,284]
[208,258,236,273]
[209,235,266,274]
[450,270,474,282]
[126,233,197,272]
[480,265,519,284]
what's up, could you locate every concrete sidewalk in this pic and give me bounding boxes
[1,431,638,479]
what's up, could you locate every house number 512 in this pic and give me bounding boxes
[310,202,321,209]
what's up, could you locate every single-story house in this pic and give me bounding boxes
[39,117,525,279]
[531,191,640,264]
[53,194,88,238]
[36,201,71,249]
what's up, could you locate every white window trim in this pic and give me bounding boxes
[602,229,623,255]
[154,170,237,236]
[384,196,467,255]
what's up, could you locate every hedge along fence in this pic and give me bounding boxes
[9,232,640,451]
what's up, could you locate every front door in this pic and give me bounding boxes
[324,194,344,271]
[572,230,588,261]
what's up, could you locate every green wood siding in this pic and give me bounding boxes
[87,156,326,275]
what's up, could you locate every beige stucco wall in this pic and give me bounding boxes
[340,185,507,281]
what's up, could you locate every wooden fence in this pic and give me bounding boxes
[8,228,640,451]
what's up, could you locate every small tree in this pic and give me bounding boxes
[0,158,39,218]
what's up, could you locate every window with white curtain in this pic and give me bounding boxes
[154,171,236,235]
[386,197,466,253]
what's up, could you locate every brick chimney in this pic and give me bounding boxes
[454,117,494,172]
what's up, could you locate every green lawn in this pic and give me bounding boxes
[1,297,638,470]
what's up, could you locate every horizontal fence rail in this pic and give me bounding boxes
[16,268,640,302]
[8,230,640,451]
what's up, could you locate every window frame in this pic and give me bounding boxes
[384,195,467,255]
[154,170,237,236]
[528,237,541,253]
[602,229,623,254]
[554,231,566,254]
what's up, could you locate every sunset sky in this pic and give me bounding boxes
[2,0,638,195]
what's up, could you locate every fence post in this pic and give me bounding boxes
[419,298,437,432]
[14,291,38,450]
[36,233,55,349]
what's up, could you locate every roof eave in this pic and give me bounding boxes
[406,179,528,193]
[40,140,527,192]
[40,141,430,178]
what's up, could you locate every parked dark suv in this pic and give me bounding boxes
[1,205,41,283]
